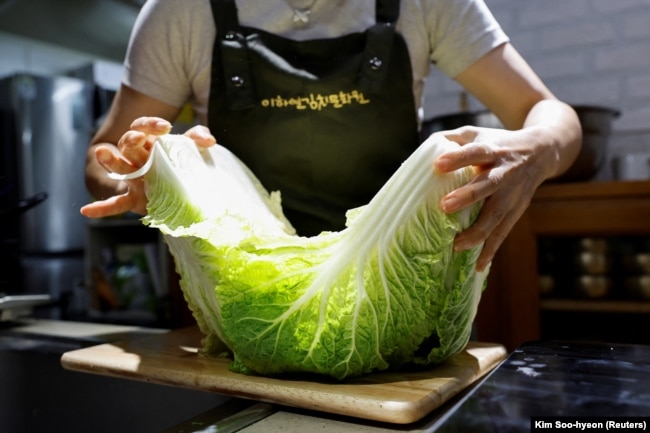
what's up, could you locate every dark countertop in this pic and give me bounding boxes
[230,340,650,433]
[4,321,649,432]
[0,320,228,433]
[430,340,650,432]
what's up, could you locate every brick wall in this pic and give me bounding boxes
[422,0,650,179]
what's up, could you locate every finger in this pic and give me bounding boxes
[435,142,497,173]
[95,145,142,176]
[472,211,519,272]
[475,232,505,272]
[453,196,506,251]
[116,130,154,168]
[454,195,528,272]
[439,168,502,213]
[183,125,216,147]
[80,192,143,218]
[441,126,479,146]
[129,117,172,135]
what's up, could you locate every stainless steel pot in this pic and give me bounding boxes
[560,105,620,181]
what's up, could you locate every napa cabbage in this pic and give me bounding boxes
[114,133,488,380]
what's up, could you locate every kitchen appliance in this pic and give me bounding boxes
[0,73,93,318]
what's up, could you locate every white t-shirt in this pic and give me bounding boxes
[123,0,508,125]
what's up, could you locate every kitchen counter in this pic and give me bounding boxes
[1,317,165,342]
[430,340,650,431]
[0,319,229,433]
[6,320,649,432]
[61,326,506,425]
[166,340,650,433]
[164,390,468,433]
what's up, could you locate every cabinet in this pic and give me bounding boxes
[475,180,650,351]
[84,217,172,326]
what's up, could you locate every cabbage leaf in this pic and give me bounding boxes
[129,133,488,380]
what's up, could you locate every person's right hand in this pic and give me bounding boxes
[80,117,216,218]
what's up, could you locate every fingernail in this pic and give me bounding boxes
[435,156,451,171]
[440,196,459,213]
[97,151,111,165]
[155,120,169,131]
[454,239,470,252]
[196,129,211,139]
[475,257,489,272]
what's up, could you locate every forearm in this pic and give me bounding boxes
[521,99,582,181]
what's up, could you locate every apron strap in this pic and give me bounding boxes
[358,0,401,95]
[377,0,400,23]
[211,0,401,104]
[211,0,256,110]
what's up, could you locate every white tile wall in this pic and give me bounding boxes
[421,0,650,180]
[3,0,649,179]
[423,0,650,134]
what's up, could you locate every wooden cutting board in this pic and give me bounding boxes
[61,327,506,424]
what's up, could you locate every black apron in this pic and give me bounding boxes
[208,0,419,236]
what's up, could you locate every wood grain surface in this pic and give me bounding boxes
[61,327,506,424]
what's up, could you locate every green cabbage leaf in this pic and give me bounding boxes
[126,133,488,380]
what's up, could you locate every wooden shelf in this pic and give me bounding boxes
[535,179,650,201]
[530,180,650,236]
[475,180,650,351]
[540,298,650,314]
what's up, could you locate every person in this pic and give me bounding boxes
[81,0,582,273]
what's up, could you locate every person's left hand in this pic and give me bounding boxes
[80,117,216,218]
[434,125,554,272]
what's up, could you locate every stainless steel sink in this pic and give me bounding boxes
[0,323,230,433]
